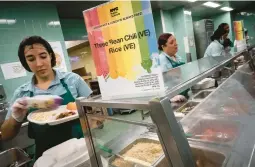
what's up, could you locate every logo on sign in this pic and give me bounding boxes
[110,7,120,17]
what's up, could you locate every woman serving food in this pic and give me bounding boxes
[0,36,92,159]
[157,33,189,102]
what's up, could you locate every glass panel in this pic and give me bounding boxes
[81,56,236,108]
[85,111,165,167]
[163,55,233,94]
[181,65,255,166]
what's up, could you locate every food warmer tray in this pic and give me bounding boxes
[0,147,31,167]
[108,137,165,167]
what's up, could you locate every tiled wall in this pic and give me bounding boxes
[210,12,233,42]
[171,7,187,61]
[0,2,71,101]
[161,10,174,33]
[60,19,87,41]
[152,10,163,38]
[153,8,197,62]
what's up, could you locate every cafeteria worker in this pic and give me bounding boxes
[157,33,188,102]
[204,28,228,57]
[0,36,92,159]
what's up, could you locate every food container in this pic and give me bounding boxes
[156,145,226,167]
[0,148,31,167]
[186,119,240,145]
[109,138,164,167]
[193,91,212,101]
[176,101,199,115]
[171,101,187,111]
[26,95,63,109]
[192,78,215,90]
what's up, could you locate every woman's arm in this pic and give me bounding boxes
[1,117,22,140]
[1,90,27,140]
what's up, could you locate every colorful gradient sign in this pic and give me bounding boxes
[83,0,164,100]
[233,21,244,40]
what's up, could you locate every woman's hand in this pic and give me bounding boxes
[11,98,28,122]
[170,95,187,103]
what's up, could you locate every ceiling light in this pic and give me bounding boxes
[0,19,16,25]
[187,0,197,2]
[184,10,192,15]
[240,12,247,16]
[220,7,233,11]
[203,2,221,8]
[48,21,60,26]
[0,19,7,24]
[7,19,16,25]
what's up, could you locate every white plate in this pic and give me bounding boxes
[27,105,79,126]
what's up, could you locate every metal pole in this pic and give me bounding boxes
[149,97,195,167]
[76,98,103,167]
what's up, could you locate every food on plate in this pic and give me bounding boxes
[112,157,133,167]
[122,142,163,164]
[30,112,55,122]
[56,111,76,120]
[67,102,77,110]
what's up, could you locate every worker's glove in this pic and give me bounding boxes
[170,95,187,103]
[11,98,28,122]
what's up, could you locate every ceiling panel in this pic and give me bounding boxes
[54,1,106,19]
[52,1,254,19]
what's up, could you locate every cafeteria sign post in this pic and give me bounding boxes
[83,0,165,100]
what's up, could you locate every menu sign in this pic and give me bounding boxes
[233,21,244,41]
[83,0,164,100]
[233,20,247,52]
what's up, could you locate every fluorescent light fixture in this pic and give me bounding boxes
[7,19,16,25]
[220,7,233,11]
[0,19,16,25]
[0,19,7,24]
[240,12,247,16]
[203,2,221,8]
[48,21,60,26]
[187,0,197,2]
[184,10,192,15]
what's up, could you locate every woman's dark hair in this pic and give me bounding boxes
[223,38,233,48]
[218,23,229,30]
[158,33,172,51]
[18,36,56,72]
[210,28,225,41]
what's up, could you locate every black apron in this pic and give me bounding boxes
[28,79,83,159]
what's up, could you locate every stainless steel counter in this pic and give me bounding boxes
[77,48,254,167]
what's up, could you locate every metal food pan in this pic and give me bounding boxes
[175,101,199,115]
[186,119,240,146]
[109,138,164,167]
[152,146,226,167]
[193,91,212,100]
[0,147,31,167]
[171,101,186,111]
